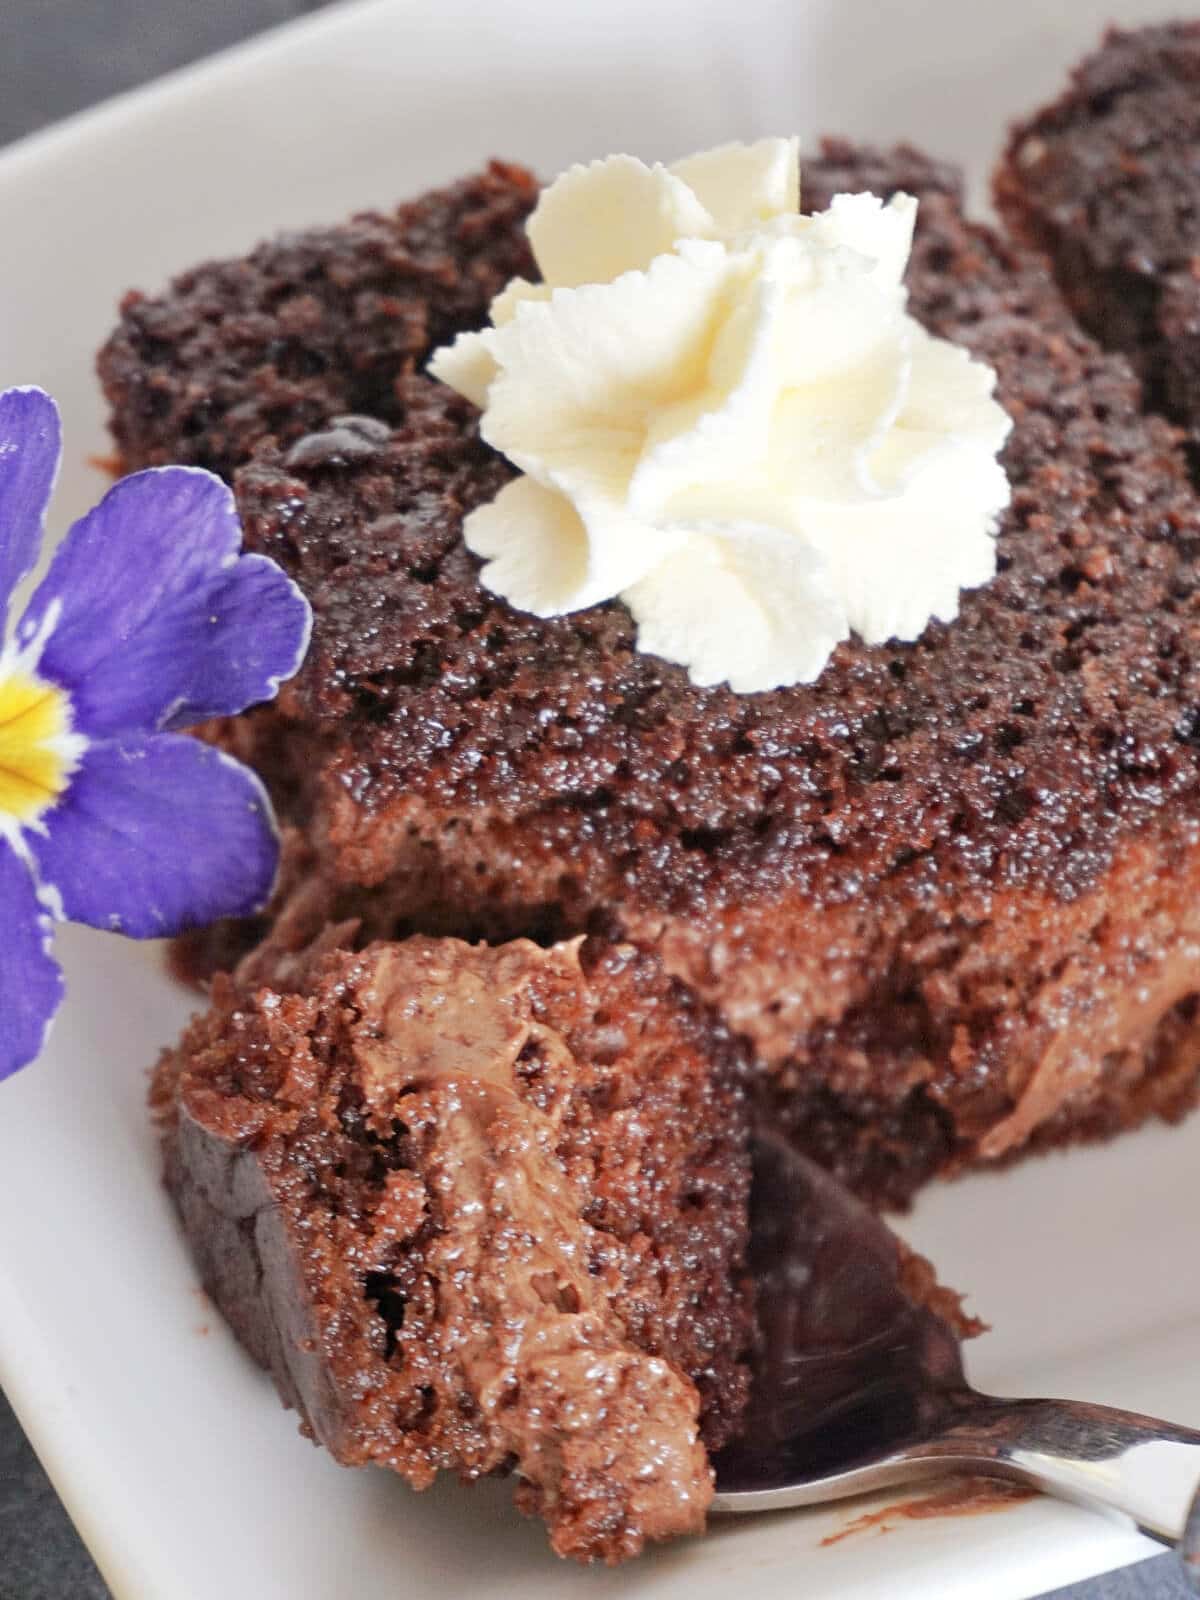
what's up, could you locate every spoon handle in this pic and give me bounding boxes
[933,1395,1200,1545]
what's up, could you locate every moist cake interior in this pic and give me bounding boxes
[154,935,754,1562]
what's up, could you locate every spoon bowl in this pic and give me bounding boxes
[713,1136,1200,1583]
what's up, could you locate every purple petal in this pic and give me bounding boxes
[18,466,311,740]
[0,388,60,630]
[28,734,279,938]
[0,837,64,1081]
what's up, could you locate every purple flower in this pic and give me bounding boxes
[0,387,311,1080]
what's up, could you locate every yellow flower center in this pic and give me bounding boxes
[0,664,76,825]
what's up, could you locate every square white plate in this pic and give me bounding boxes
[0,1,1196,1596]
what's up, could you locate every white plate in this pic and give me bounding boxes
[0,1,1195,1595]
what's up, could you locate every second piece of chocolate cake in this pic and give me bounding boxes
[112,143,1200,1207]
[996,23,1200,467]
[154,934,754,1563]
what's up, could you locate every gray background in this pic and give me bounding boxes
[0,2,1192,1597]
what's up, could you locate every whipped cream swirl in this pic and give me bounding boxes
[430,138,1011,693]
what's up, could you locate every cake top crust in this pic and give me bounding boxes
[1002,22,1200,278]
[104,144,1200,916]
[98,163,538,482]
[996,24,1200,462]
[229,146,1200,913]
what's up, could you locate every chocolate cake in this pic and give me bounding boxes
[995,23,1200,469]
[109,143,1200,1208]
[153,933,754,1563]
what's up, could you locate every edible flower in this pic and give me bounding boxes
[431,138,1012,694]
[0,388,311,1080]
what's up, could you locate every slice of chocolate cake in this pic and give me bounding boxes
[114,143,1200,1207]
[995,23,1200,468]
[153,934,754,1564]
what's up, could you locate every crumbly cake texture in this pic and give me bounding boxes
[98,163,538,482]
[113,144,1200,1207]
[995,23,1200,469]
[153,934,754,1563]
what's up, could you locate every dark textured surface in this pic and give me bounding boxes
[0,0,329,147]
[996,23,1200,466]
[0,1391,107,1600]
[1045,1553,1197,1599]
[98,163,538,482]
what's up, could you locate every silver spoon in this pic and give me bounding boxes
[713,1136,1200,1584]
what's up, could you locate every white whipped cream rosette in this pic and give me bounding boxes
[430,138,1011,694]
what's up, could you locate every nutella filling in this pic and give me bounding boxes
[354,938,712,1540]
